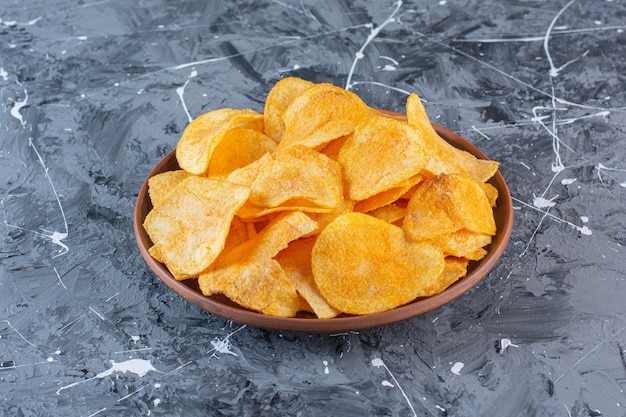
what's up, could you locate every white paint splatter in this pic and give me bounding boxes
[10,90,28,126]
[561,178,577,185]
[371,357,416,416]
[500,338,519,353]
[0,67,8,80]
[381,380,394,387]
[56,359,161,394]
[451,362,464,375]
[533,195,557,209]
[323,360,330,374]
[580,216,589,223]
[209,325,246,358]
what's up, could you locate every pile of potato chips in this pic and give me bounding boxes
[143,78,499,318]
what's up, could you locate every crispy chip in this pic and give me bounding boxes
[480,182,499,207]
[200,259,301,317]
[207,127,276,179]
[278,83,369,150]
[406,94,499,182]
[143,176,250,279]
[176,109,263,175]
[424,257,470,296]
[264,77,315,143]
[198,212,318,317]
[338,116,428,201]
[249,145,343,210]
[311,213,444,315]
[275,238,340,319]
[429,230,492,260]
[403,173,496,243]
[367,202,407,224]
[147,170,192,207]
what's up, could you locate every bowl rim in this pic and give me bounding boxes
[134,121,513,333]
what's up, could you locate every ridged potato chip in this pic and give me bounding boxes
[147,170,192,207]
[311,213,445,315]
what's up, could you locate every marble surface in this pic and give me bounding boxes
[1,1,625,416]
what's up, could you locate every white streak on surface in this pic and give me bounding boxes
[372,357,416,417]
[345,1,402,90]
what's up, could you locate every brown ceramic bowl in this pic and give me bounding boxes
[134,120,513,332]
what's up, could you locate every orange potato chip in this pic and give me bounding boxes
[338,116,428,201]
[249,145,343,211]
[147,170,192,207]
[406,93,499,183]
[425,257,470,296]
[143,176,250,280]
[352,184,411,213]
[207,127,276,179]
[275,238,340,319]
[263,77,315,143]
[366,202,407,224]
[403,173,496,243]
[176,108,263,175]
[278,83,370,150]
[311,212,444,315]
[480,182,499,207]
[200,258,301,317]
[198,211,318,317]
[429,230,492,260]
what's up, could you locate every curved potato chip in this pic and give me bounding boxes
[143,176,250,280]
[207,127,276,179]
[429,230,492,260]
[275,238,340,319]
[425,257,469,296]
[176,108,263,175]
[264,77,315,143]
[311,213,444,315]
[278,83,369,150]
[148,170,192,207]
[406,93,499,182]
[250,145,343,210]
[403,173,496,243]
[338,116,428,201]
[200,258,301,317]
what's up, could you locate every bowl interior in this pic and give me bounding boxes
[134,123,513,332]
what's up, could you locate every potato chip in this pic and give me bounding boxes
[176,108,263,175]
[147,170,192,207]
[198,211,318,317]
[311,212,444,315]
[338,116,428,201]
[264,77,315,143]
[249,145,343,211]
[275,238,340,319]
[429,230,492,260]
[423,257,469,296]
[143,176,250,280]
[352,184,410,213]
[367,202,407,224]
[200,258,301,317]
[480,182,499,207]
[207,127,276,179]
[278,83,370,150]
[403,173,496,243]
[406,93,499,183]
